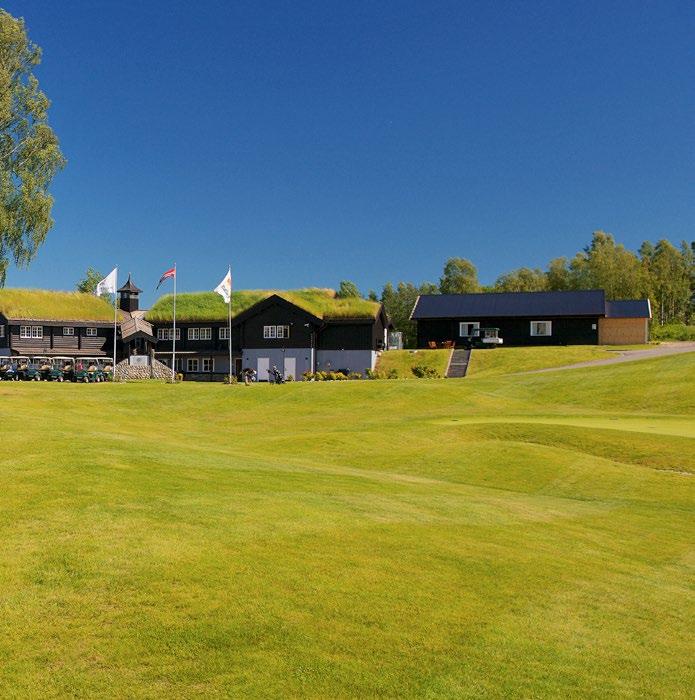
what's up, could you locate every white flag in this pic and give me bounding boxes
[96,268,117,296]
[214,268,232,304]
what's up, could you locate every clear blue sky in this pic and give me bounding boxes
[3,0,694,306]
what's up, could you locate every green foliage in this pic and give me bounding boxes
[0,288,119,321]
[0,10,66,286]
[650,324,695,341]
[335,280,361,298]
[411,364,441,378]
[75,267,104,294]
[439,257,480,294]
[146,288,380,322]
[640,239,692,325]
[493,267,547,292]
[380,281,437,347]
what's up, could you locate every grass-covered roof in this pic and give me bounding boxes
[145,288,380,323]
[0,288,119,322]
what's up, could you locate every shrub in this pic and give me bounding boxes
[348,372,362,380]
[286,374,294,382]
[651,324,695,341]
[386,368,399,379]
[411,365,441,379]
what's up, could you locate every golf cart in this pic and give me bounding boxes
[74,357,101,383]
[35,356,52,381]
[97,358,113,382]
[0,356,16,381]
[46,357,74,382]
[10,356,31,381]
[465,327,504,349]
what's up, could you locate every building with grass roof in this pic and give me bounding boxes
[0,288,120,359]
[145,288,390,380]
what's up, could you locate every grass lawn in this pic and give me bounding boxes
[1,354,693,697]
[376,348,451,377]
[466,344,647,377]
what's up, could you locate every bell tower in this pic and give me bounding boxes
[118,274,142,313]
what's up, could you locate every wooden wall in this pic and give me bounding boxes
[598,318,648,345]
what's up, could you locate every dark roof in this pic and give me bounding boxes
[605,299,651,319]
[411,290,607,319]
[118,274,142,294]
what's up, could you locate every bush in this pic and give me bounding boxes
[348,372,362,380]
[651,324,695,341]
[286,374,294,382]
[411,365,441,379]
[386,368,399,379]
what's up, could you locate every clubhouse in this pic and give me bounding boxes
[411,289,652,347]
[0,278,391,380]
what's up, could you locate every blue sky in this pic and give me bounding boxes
[3,0,694,306]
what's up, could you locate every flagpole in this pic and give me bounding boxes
[228,266,232,384]
[172,262,177,382]
[113,267,118,380]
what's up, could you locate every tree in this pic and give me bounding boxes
[642,239,690,324]
[439,258,479,294]
[546,257,574,290]
[336,280,361,298]
[494,267,547,293]
[0,10,65,286]
[76,267,104,294]
[381,280,438,347]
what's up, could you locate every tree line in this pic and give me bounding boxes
[336,231,695,345]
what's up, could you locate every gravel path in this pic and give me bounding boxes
[524,342,695,374]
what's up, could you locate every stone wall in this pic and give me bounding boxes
[114,358,173,381]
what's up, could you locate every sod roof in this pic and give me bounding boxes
[0,288,119,322]
[145,288,381,323]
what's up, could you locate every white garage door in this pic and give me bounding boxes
[284,357,296,380]
[257,357,269,381]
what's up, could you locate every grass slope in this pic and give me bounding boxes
[0,288,118,321]
[146,288,380,322]
[467,344,643,377]
[376,348,451,377]
[0,355,693,697]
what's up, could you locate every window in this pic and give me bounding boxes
[263,325,290,339]
[459,321,480,337]
[63,327,74,336]
[200,328,212,340]
[20,325,43,339]
[0,325,4,339]
[530,321,552,337]
[219,327,230,340]
[187,328,200,341]
[187,358,199,372]
[202,357,214,372]
[86,328,97,337]
[157,328,180,341]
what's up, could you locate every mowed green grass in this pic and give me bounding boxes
[376,348,451,377]
[1,354,694,697]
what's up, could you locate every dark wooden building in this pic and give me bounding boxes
[411,290,651,347]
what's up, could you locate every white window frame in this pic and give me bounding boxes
[86,327,98,337]
[459,321,480,337]
[202,357,214,372]
[219,327,230,340]
[187,358,199,372]
[157,328,180,341]
[0,325,4,339]
[530,320,552,337]
[188,328,200,341]
[63,327,75,336]
[278,325,290,339]
[263,325,277,339]
[20,325,43,339]
[200,328,212,340]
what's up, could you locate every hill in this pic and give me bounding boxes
[0,354,693,697]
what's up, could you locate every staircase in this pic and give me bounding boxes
[446,348,471,378]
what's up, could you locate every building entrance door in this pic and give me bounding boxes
[257,357,269,381]
[283,357,296,380]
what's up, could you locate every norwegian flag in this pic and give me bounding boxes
[156,266,176,290]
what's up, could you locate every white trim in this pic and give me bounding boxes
[219,327,230,340]
[63,327,75,336]
[186,357,199,372]
[85,327,98,337]
[530,320,552,337]
[202,356,214,372]
[20,325,43,339]
[0,325,4,339]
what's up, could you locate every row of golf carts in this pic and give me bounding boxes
[0,356,113,382]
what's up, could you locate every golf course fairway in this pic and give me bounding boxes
[0,352,693,697]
